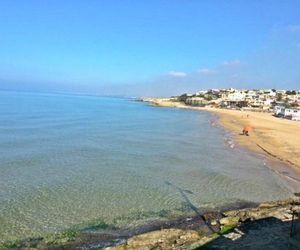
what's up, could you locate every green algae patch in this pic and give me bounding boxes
[0,238,42,250]
[0,217,120,250]
[44,229,79,245]
[192,225,237,249]
[84,220,110,230]
[219,224,235,235]
[0,241,19,250]
[0,230,79,250]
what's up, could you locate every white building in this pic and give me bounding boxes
[264,99,274,106]
[195,90,207,96]
[185,97,208,106]
[284,108,300,121]
[227,91,246,102]
[274,106,300,121]
[274,106,285,116]
[276,90,286,94]
[287,94,300,102]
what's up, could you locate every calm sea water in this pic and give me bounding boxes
[0,90,293,241]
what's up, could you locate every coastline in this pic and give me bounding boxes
[142,98,300,168]
[142,98,300,192]
[104,198,300,250]
[3,198,298,249]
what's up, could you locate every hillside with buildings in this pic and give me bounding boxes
[173,88,300,120]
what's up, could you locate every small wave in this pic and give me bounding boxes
[224,136,235,149]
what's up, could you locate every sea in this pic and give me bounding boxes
[0,90,294,241]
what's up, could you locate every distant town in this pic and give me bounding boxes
[170,88,300,120]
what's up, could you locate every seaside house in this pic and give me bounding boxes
[226,91,246,102]
[263,99,274,106]
[287,93,300,103]
[249,99,264,109]
[195,90,207,96]
[276,90,286,94]
[185,97,208,106]
[290,100,300,107]
[274,106,285,117]
[274,106,300,120]
[283,108,300,121]
[244,91,256,103]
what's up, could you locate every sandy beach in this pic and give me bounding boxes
[206,108,300,168]
[144,98,300,175]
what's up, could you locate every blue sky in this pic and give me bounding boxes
[0,1,300,96]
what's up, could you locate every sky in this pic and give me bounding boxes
[0,0,300,96]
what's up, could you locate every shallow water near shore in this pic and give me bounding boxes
[0,90,295,241]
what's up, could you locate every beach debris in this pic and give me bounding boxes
[223,231,243,241]
[224,136,235,148]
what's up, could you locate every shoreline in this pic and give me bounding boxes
[106,198,300,250]
[2,198,299,250]
[141,98,300,188]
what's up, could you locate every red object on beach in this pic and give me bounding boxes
[243,126,252,132]
[242,126,252,136]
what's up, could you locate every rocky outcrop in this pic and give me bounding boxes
[3,199,298,249]
[105,198,300,250]
[105,229,215,250]
[223,199,298,222]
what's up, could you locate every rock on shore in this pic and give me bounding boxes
[2,199,298,249]
[105,198,300,250]
[105,228,215,250]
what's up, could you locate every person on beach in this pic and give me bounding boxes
[242,129,249,136]
[242,126,252,136]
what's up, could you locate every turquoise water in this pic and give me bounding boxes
[0,90,293,241]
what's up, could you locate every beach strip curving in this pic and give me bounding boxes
[142,98,300,172]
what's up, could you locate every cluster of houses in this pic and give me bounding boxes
[176,88,300,121]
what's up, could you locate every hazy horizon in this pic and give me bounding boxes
[1,1,300,96]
